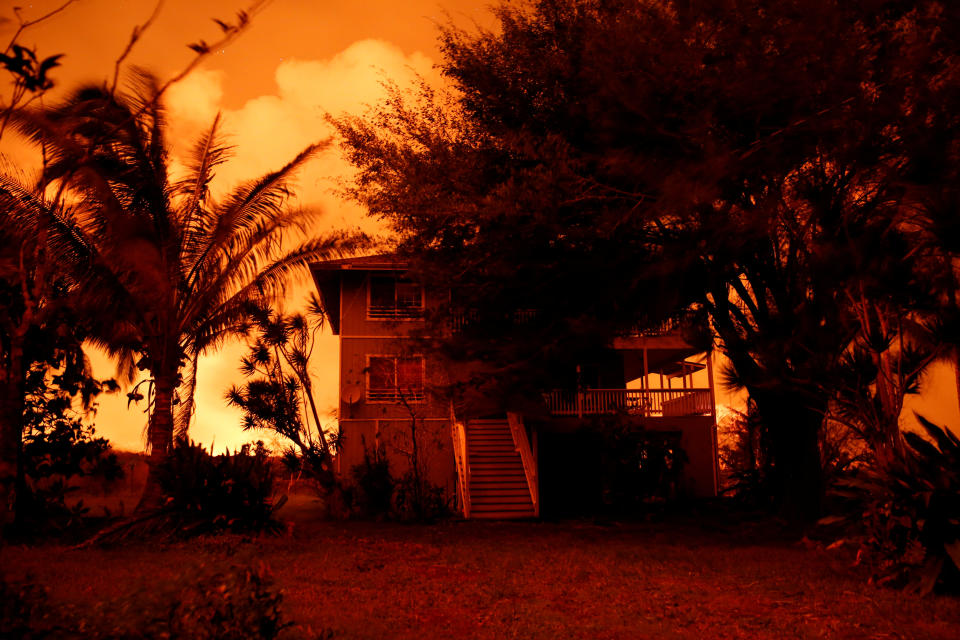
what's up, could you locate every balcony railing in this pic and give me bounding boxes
[543,388,712,418]
[366,388,425,403]
[368,304,424,320]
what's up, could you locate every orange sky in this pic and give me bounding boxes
[2,0,958,453]
[1,0,493,452]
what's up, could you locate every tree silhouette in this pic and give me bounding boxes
[226,297,336,488]
[14,72,356,509]
[333,0,960,519]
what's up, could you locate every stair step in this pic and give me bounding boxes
[470,462,525,476]
[471,504,536,513]
[470,480,527,488]
[472,494,533,504]
[470,489,531,497]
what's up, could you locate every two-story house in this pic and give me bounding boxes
[311,254,719,519]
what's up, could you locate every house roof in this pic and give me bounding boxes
[310,254,409,334]
[310,253,409,271]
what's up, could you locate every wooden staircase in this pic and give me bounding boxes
[466,418,536,519]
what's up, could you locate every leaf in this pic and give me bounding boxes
[945,541,960,571]
[908,557,944,596]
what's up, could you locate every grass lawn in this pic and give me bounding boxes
[4,500,960,639]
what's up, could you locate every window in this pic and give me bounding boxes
[366,355,425,403]
[368,277,423,319]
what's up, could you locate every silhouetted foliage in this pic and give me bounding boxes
[586,414,686,512]
[15,362,122,537]
[0,560,291,639]
[155,440,285,537]
[226,301,338,492]
[350,440,393,519]
[823,415,960,595]
[11,74,357,509]
[334,0,960,520]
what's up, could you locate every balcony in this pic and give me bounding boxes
[366,388,425,403]
[367,304,424,320]
[543,388,712,418]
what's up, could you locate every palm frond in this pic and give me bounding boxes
[174,350,200,440]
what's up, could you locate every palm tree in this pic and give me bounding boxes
[15,72,357,509]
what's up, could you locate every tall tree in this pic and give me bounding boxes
[15,72,355,509]
[334,0,959,518]
[0,170,97,532]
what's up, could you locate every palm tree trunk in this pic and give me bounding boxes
[300,378,331,456]
[136,372,176,513]
[955,351,960,420]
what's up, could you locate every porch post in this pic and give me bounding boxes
[576,364,583,418]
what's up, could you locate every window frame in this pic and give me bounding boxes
[366,276,424,320]
[365,354,426,404]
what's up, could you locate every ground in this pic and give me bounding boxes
[4,497,960,639]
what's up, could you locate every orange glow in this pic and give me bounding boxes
[1,0,492,452]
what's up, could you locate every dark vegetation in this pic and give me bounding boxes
[331,0,960,592]
[2,559,289,639]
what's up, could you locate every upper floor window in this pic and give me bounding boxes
[368,277,423,320]
[366,355,425,403]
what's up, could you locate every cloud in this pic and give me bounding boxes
[166,39,438,231]
[92,40,437,452]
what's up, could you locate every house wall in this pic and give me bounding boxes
[337,418,456,496]
[335,272,455,495]
[327,265,718,509]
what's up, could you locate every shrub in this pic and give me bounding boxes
[350,441,393,518]
[393,469,449,522]
[587,414,687,512]
[0,574,55,639]
[157,440,286,537]
[822,415,960,594]
[17,408,123,537]
[1,562,292,639]
[148,562,290,640]
[717,403,774,504]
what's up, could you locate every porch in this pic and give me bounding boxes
[542,388,713,418]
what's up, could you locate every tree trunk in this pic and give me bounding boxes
[752,390,825,523]
[0,341,25,537]
[136,372,176,513]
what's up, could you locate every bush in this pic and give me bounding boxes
[348,439,449,522]
[822,415,960,594]
[1,562,291,639]
[587,414,687,512]
[717,403,774,505]
[17,412,123,537]
[157,440,286,537]
[350,441,393,518]
[393,469,449,523]
[0,574,54,639]
[144,562,290,640]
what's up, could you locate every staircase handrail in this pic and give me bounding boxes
[507,412,539,517]
[451,420,471,518]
